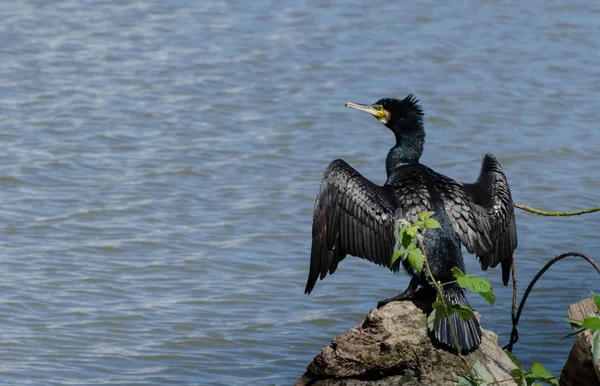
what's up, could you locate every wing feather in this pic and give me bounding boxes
[305,159,397,294]
[437,153,518,285]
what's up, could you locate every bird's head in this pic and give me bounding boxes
[345,94,424,134]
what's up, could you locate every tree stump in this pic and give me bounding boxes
[296,294,516,386]
[560,297,600,386]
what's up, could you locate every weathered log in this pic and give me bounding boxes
[297,293,516,386]
[560,297,600,386]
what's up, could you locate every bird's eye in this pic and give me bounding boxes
[375,105,383,111]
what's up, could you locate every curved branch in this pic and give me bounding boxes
[509,255,518,349]
[514,202,600,216]
[504,252,600,352]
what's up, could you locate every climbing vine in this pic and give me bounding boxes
[393,212,560,386]
[387,202,600,385]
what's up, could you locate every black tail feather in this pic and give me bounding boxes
[432,285,482,354]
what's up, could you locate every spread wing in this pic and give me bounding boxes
[438,153,518,285]
[305,159,398,294]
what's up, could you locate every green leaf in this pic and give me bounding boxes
[530,363,552,379]
[399,227,415,248]
[426,309,437,331]
[565,318,583,327]
[593,292,600,311]
[456,376,479,386]
[391,250,401,266]
[473,360,494,383]
[427,307,444,331]
[417,211,435,221]
[529,363,558,386]
[536,378,559,386]
[423,218,441,229]
[451,266,465,278]
[523,372,535,384]
[510,368,523,379]
[398,228,408,247]
[582,316,600,331]
[509,365,527,386]
[505,350,522,369]
[479,291,496,306]
[390,249,407,265]
[519,377,528,386]
[406,248,424,272]
[593,329,600,366]
[404,225,418,237]
[427,301,446,331]
[450,303,475,322]
[456,275,492,294]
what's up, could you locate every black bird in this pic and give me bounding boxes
[305,95,517,354]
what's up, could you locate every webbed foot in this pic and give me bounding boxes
[377,276,419,308]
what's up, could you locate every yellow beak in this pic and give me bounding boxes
[345,102,386,119]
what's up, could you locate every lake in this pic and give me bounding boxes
[2,0,600,384]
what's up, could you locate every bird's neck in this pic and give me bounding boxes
[385,128,424,176]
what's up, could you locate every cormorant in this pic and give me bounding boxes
[305,95,517,354]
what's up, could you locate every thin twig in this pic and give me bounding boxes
[503,252,600,351]
[418,230,482,378]
[420,238,482,377]
[514,202,600,216]
[509,254,518,350]
[418,235,462,355]
[488,378,524,385]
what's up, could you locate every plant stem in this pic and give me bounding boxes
[416,224,484,380]
[513,202,600,216]
[439,280,457,287]
[509,254,518,351]
[418,235,462,356]
[504,251,600,351]
[488,378,523,385]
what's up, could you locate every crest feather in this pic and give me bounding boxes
[403,94,424,116]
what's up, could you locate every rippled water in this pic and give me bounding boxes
[2,1,600,384]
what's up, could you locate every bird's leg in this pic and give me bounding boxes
[377,276,420,308]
